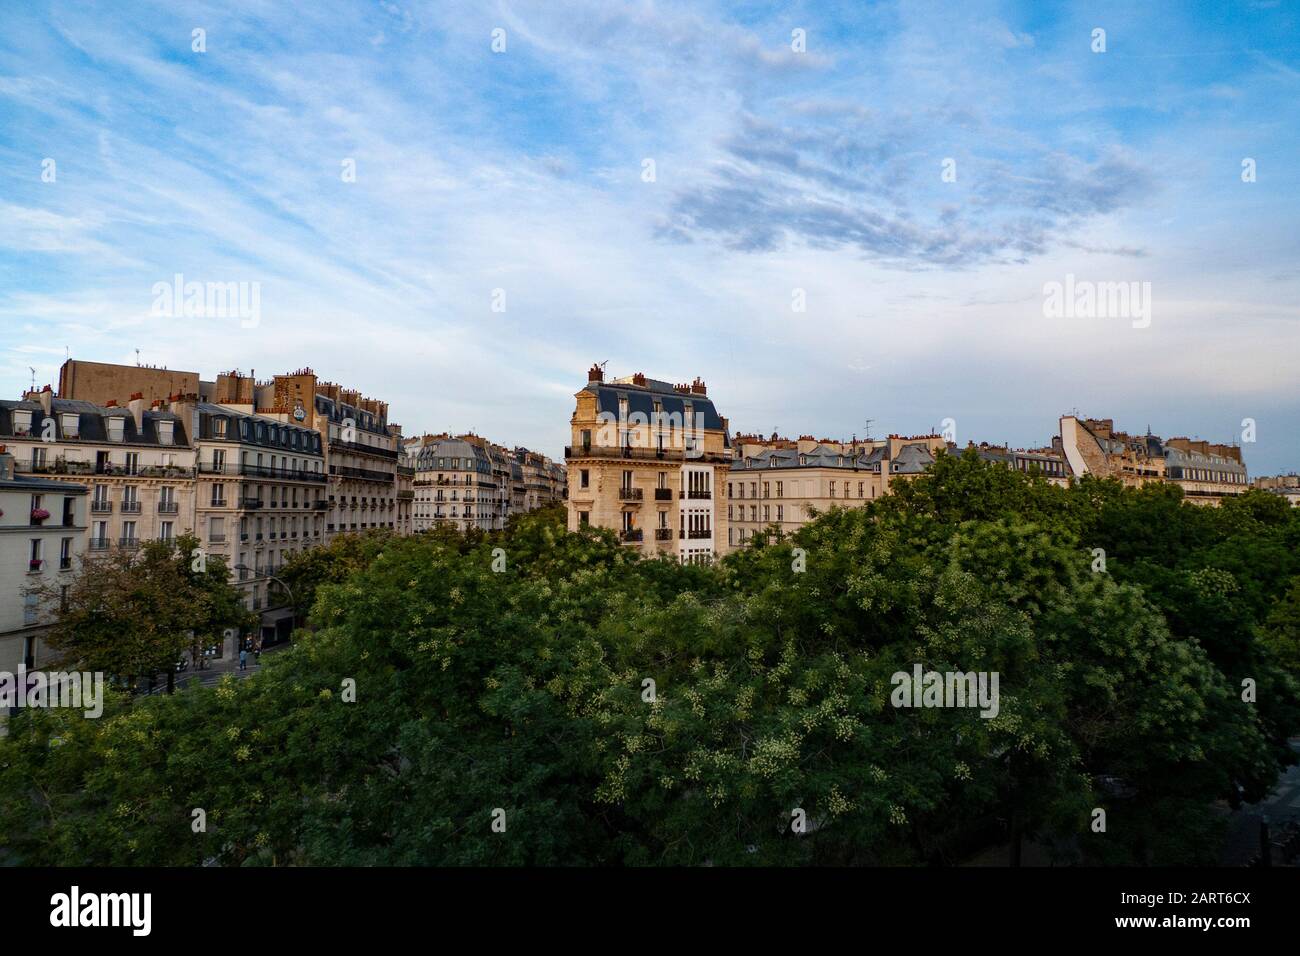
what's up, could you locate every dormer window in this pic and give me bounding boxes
[157,421,174,445]
[13,410,32,435]
[60,413,79,438]
[106,417,125,442]
[213,417,227,438]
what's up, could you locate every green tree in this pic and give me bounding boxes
[34,535,249,692]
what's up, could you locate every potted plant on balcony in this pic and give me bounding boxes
[30,507,50,524]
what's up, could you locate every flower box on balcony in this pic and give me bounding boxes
[30,508,50,523]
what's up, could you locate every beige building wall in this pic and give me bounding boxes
[1060,416,1246,504]
[0,453,88,674]
[4,392,199,554]
[566,368,730,562]
[727,464,886,546]
[59,359,199,408]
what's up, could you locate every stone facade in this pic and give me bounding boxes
[0,449,87,674]
[565,366,731,563]
[59,359,199,410]
[727,434,948,546]
[1060,416,1246,504]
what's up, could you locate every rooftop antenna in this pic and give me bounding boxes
[135,349,142,366]
[29,367,36,391]
[863,418,874,441]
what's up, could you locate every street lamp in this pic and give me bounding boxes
[233,563,297,650]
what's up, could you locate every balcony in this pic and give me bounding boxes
[91,500,113,514]
[240,498,263,510]
[654,488,674,501]
[314,500,328,509]
[209,534,227,544]
[137,465,191,479]
[209,498,228,508]
[158,501,179,514]
[681,490,712,500]
[329,464,394,483]
[121,501,142,514]
[89,537,109,551]
[28,558,44,573]
[18,459,93,476]
[329,437,399,460]
[59,556,72,570]
[619,487,643,501]
[239,463,327,483]
[688,528,711,539]
[118,537,140,550]
[654,527,673,541]
[620,528,643,543]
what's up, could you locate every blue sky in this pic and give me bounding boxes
[1,0,1297,473]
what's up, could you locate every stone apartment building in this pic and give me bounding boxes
[565,366,732,563]
[0,382,330,648]
[48,359,413,645]
[516,447,566,512]
[0,448,87,674]
[1254,474,1300,507]
[182,397,326,643]
[1059,415,1246,504]
[406,435,495,532]
[1161,437,1249,503]
[1,388,199,553]
[405,434,565,532]
[727,433,949,546]
[206,369,412,539]
[965,442,1071,486]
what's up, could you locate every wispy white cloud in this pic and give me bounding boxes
[0,0,1296,471]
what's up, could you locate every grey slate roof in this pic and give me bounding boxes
[412,438,491,471]
[0,398,190,447]
[731,445,875,471]
[193,402,322,454]
[584,383,731,448]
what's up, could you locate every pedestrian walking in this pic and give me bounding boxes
[239,647,248,671]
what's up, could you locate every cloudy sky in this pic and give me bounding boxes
[1,0,1297,472]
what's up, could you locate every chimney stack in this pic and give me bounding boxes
[128,392,146,432]
[588,363,604,383]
